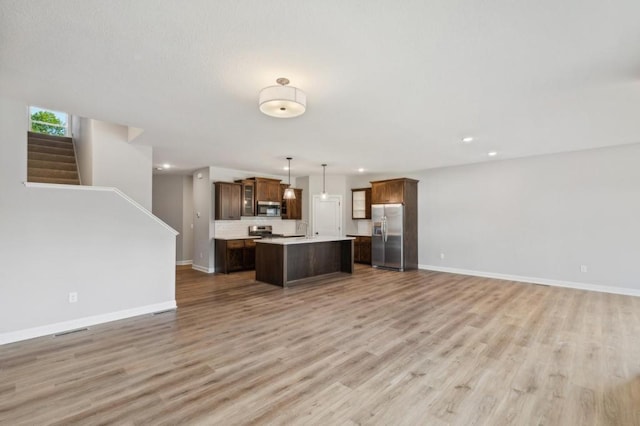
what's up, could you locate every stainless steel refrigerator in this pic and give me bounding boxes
[372,204,405,271]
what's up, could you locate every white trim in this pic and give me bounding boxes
[192,264,214,273]
[176,260,193,266]
[23,182,179,236]
[0,301,176,345]
[419,265,640,298]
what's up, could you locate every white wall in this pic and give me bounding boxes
[153,174,185,261]
[74,116,94,185]
[74,118,152,210]
[192,168,212,272]
[152,174,194,263]
[182,175,194,262]
[414,145,640,293]
[91,120,153,210]
[0,97,177,344]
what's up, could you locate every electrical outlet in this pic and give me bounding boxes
[440,253,445,260]
[580,265,588,273]
[199,252,203,259]
[69,292,78,303]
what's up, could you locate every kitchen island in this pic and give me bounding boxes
[255,236,355,287]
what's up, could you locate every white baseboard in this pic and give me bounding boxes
[176,260,193,266]
[192,264,214,273]
[419,264,640,298]
[0,301,177,346]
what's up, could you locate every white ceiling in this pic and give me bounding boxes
[2,0,639,177]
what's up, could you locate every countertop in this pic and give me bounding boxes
[346,233,372,237]
[214,236,261,240]
[214,234,306,241]
[255,236,355,245]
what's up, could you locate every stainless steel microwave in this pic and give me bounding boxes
[257,201,281,217]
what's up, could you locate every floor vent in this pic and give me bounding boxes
[54,327,89,337]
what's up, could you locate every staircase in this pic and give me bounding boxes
[27,131,80,185]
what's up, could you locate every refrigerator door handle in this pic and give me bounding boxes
[383,216,388,242]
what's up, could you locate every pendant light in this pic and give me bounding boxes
[321,164,328,199]
[283,157,296,200]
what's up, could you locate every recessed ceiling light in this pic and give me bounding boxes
[162,163,171,169]
[357,168,365,173]
[462,137,474,143]
[488,151,498,157]
[283,166,289,170]
[155,167,163,171]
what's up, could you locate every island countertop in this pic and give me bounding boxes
[255,236,355,245]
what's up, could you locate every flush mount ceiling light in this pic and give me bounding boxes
[259,78,306,118]
[321,164,328,199]
[283,157,296,200]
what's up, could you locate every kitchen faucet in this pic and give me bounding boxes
[297,220,310,238]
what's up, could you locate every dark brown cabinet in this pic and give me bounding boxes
[371,178,416,204]
[281,186,302,220]
[253,177,281,203]
[215,239,257,273]
[235,179,255,217]
[351,187,371,219]
[349,235,372,264]
[214,182,242,220]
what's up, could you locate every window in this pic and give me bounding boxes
[29,106,69,137]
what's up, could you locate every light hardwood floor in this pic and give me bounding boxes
[1,265,639,425]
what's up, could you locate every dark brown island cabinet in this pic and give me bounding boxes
[214,239,257,273]
[348,235,372,264]
[255,237,354,287]
[214,181,242,220]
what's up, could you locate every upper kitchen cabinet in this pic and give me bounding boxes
[214,181,242,220]
[282,188,302,220]
[351,187,371,219]
[371,178,418,204]
[253,177,281,203]
[235,179,255,216]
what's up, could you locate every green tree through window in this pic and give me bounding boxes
[31,110,67,136]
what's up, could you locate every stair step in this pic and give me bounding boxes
[28,138,74,150]
[28,144,75,156]
[28,176,80,185]
[28,131,72,143]
[28,167,79,179]
[28,151,77,164]
[28,159,78,171]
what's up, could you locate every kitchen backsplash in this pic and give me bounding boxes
[357,220,372,236]
[215,218,297,238]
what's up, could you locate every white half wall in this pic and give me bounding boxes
[0,97,177,345]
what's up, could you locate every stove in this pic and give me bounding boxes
[248,225,284,239]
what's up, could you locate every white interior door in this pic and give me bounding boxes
[312,195,342,237]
